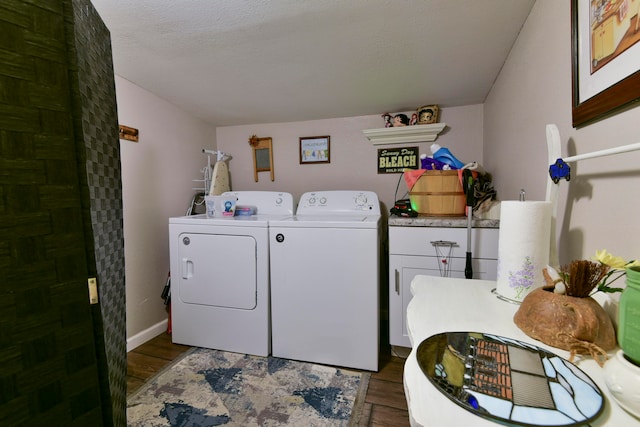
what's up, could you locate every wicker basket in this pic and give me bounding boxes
[409,170,466,216]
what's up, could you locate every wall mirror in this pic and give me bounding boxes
[249,136,274,182]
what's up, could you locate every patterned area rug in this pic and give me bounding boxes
[127,348,371,426]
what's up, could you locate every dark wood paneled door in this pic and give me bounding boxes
[0,1,111,425]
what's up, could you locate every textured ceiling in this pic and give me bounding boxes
[90,0,535,127]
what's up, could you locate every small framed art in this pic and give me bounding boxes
[300,136,330,164]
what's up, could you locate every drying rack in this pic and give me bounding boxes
[545,124,640,266]
[186,149,229,215]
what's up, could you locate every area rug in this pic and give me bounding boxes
[127,348,371,427]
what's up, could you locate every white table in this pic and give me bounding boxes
[403,275,639,426]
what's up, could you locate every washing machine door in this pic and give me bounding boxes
[177,233,257,309]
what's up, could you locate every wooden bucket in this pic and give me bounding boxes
[409,170,466,216]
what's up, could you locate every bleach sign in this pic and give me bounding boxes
[378,147,419,174]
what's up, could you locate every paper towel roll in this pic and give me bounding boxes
[496,201,552,303]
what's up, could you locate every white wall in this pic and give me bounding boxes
[120,0,640,344]
[115,76,217,347]
[484,0,640,264]
[118,88,482,344]
[216,104,484,212]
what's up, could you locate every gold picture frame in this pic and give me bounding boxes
[417,105,439,124]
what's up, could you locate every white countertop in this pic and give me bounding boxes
[404,275,638,427]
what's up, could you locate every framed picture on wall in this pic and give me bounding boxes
[571,0,640,127]
[299,136,330,164]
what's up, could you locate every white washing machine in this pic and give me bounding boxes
[169,191,294,356]
[269,191,381,371]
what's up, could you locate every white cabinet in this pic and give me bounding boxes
[388,225,499,347]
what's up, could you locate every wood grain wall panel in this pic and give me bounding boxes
[0,0,114,425]
[0,105,40,132]
[34,134,77,160]
[65,0,127,424]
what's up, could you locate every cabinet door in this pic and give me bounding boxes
[389,254,497,347]
[389,255,440,347]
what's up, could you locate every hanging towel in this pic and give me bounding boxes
[209,161,230,195]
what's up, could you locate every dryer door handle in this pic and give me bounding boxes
[181,258,194,279]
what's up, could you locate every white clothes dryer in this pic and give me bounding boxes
[169,191,294,356]
[269,191,381,371]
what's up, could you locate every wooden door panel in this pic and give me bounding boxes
[0,0,125,425]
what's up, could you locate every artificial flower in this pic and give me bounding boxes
[594,250,628,269]
[248,135,260,146]
[592,249,639,294]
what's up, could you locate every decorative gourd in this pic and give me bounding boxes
[514,286,616,366]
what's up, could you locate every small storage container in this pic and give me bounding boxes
[205,195,237,218]
[409,170,465,216]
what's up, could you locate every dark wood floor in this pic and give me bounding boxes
[127,333,410,426]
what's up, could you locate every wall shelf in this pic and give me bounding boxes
[362,123,446,145]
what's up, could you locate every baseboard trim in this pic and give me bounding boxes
[127,319,168,352]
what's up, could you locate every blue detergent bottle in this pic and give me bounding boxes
[430,143,465,169]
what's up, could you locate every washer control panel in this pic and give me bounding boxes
[297,191,380,214]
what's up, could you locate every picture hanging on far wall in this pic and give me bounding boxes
[300,136,330,164]
[571,0,640,127]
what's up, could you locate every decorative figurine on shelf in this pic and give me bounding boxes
[382,113,418,127]
[417,105,439,124]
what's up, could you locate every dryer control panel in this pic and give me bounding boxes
[297,191,380,215]
[222,191,294,215]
